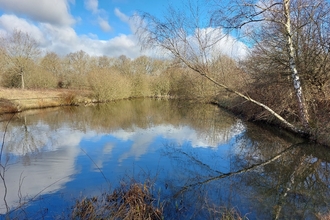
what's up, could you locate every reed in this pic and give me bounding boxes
[72,182,163,220]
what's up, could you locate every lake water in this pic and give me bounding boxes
[0,99,329,219]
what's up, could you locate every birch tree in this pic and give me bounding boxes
[283,0,309,128]
[211,0,330,128]
[137,0,306,134]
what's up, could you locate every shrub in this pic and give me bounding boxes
[25,68,57,89]
[0,98,19,113]
[168,68,217,101]
[129,73,152,98]
[150,74,171,97]
[88,68,132,101]
[0,69,21,88]
[60,92,77,105]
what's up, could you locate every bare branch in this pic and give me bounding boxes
[175,142,300,197]
[136,0,307,134]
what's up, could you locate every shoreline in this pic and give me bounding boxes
[0,88,328,147]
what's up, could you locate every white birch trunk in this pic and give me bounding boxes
[283,0,309,128]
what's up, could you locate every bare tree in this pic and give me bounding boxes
[66,50,90,76]
[40,52,62,77]
[0,30,40,89]
[136,0,305,134]
[115,55,132,75]
[211,0,330,129]
[62,50,91,88]
[96,55,116,69]
[39,52,64,88]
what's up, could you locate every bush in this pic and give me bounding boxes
[168,68,217,101]
[150,73,171,97]
[25,68,57,89]
[129,73,152,98]
[88,68,132,101]
[60,92,77,106]
[0,69,21,88]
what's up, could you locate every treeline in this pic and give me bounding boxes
[1,16,330,144]
[0,30,243,102]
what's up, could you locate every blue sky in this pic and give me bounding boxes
[0,0,247,59]
[70,0,171,40]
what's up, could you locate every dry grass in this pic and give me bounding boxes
[206,205,248,220]
[0,87,92,114]
[0,87,64,100]
[71,181,247,220]
[72,183,163,220]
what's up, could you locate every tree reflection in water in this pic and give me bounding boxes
[161,138,330,219]
[0,100,329,219]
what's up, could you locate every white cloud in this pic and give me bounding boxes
[0,16,140,58]
[98,17,112,32]
[84,0,112,33]
[0,7,248,60]
[84,0,99,14]
[101,34,141,57]
[114,8,140,34]
[0,14,45,43]
[112,121,246,164]
[40,23,141,57]
[206,28,249,60]
[0,0,75,26]
[0,129,85,213]
[114,8,129,23]
[186,27,249,60]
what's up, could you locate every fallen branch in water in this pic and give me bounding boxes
[175,143,302,197]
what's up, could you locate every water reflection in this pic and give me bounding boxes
[0,99,329,219]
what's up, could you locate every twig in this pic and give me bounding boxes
[0,114,15,165]
[0,114,15,215]
[7,175,73,215]
[175,142,302,197]
[80,148,111,186]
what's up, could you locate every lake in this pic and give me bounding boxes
[0,99,329,219]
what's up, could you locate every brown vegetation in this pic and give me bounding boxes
[0,8,330,146]
[0,98,18,114]
[0,87,92,114]
[71,178,246,220]
[72,182,163,220]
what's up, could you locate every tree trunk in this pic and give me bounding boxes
[283,0,309,129]
[20,68,25,90]
[202,73,305,134]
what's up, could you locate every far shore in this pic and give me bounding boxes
[0,87,94,115]
[1,87,329,146]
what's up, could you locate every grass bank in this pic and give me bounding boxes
[0,87,94,115]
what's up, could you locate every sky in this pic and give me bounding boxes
[0,0,248,59]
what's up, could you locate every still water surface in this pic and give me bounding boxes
[0,99,329,219]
